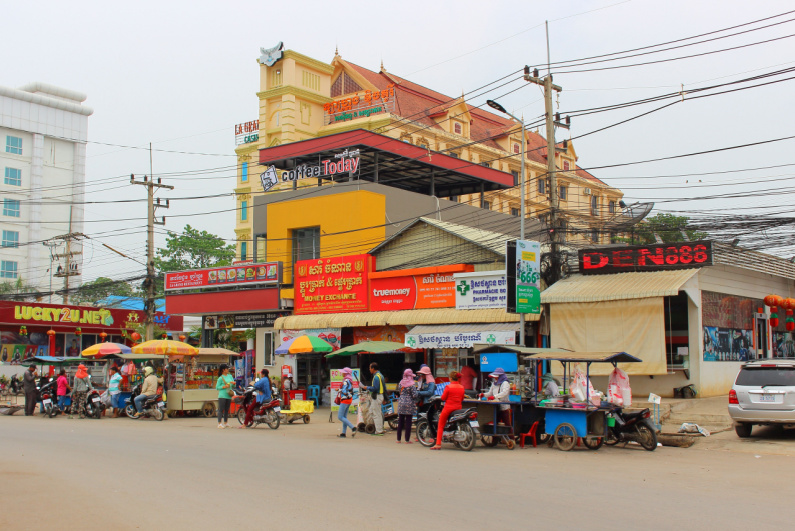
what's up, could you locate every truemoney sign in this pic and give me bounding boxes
[260,149,360,192]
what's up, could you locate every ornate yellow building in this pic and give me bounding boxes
[233,47,624,260]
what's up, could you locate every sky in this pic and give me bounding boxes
[4,0,795,288]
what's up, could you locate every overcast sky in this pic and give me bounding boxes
[5,0,795,286]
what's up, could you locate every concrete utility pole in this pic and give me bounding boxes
[131,174,172,340]
[50,212,84,305]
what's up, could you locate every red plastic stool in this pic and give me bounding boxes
[519,421,539,448]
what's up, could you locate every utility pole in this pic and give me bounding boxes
[50,215,85,305]
[131,173,172,340]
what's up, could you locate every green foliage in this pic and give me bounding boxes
[0,278,40,301]
[154,225,235,274]
[71,276,139,306]
[633,213,709,245]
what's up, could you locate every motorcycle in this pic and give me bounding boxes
[38,380,59,418]
[415,396,480,451]
[83,388,104,419]
[235,386,281,429]
[605,407,658,451]
[124,384,165,421]
[10,375,23,396]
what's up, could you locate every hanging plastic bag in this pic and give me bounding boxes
[570,364,596,403]
[608,367,631,407]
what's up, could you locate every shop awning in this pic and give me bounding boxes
[326,341,417,359]
[523,351,642,363]
[540,269,700,304]
[408,322,520,335]
[274,307,534,330]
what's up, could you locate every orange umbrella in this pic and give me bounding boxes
[131,339,198,356]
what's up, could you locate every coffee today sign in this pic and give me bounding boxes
[260,149,360,192]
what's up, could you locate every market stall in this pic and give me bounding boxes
[163,346,237,417]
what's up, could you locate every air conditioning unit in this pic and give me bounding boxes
[583,187,592,195]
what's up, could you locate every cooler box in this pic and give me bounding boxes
[288,389,307,401]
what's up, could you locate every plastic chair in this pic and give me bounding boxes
[307,385,320,406]
[519,421,539,448]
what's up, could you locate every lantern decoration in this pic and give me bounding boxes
[770,308,780,328]
[784,299,795,332]
[764,294,779,307]
[179,335,186,342]
[162,333,168,339]
[782,298,795,311]
[19,326,27,336]
[47,329,56,337]
[765,294,785,328]
[75,327,82,337]
[99,332,108,342]
[131,332,141,342]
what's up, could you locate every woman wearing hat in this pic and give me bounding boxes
[70,364,92,419]
[482,367,512,426]
[542,373,560,398]
[215,364,235,428]
[415,366,436,405]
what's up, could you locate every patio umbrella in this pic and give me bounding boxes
[81,342,132,358]
[275,335,333,355]
[325,341,418,358]
[131,339,198,356]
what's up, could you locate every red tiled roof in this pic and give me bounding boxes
[575,168,609,187]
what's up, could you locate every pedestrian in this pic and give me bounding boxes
[396,369,417,444]
[460,361,478,392]
[108,365,122,417]
[482,367,511,425]
[215,364,235,428]
[431,371,465,451]
[22,365,38,416]
[56,369,71,414]
[336,367,357,438]
[416,366,436,404]
[71,364,92,419]
[363,362,387,435]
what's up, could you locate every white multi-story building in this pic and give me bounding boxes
[0,82,92,293]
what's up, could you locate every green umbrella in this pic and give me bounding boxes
[325,341,416,359]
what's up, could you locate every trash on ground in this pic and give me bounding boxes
[678,423,710,437]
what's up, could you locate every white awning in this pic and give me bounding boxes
[540,269,700,304]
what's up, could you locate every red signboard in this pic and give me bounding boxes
[0,301,183,332]
[294,255,374,315]
[165,288,281,316]
[164,262,282,291]
[578,241,713,275]
[369,264,473,311]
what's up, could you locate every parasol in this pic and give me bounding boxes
[81,342,132,358]
[131,339,199,356]
[325,341,418,358]
[275,335,333,355]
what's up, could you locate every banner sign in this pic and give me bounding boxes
[234,120,259,145]
[369,265,471,311]
[578,240,713,275]
[0,301,182,332]
[233,312,290,328]
[323,85,396,125]
[353,325,409,344]
[404,330,515,349]
[164,262,281,291]
[294,255,373,315]
[260,148,361,192]
[454,271,508,310]
[278,328,342,350]
[330,368,360,413]
[506,240,541,314]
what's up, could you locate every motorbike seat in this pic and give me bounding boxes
[449,408,470,417]
[621,408,648,421]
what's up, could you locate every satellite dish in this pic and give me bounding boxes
[603,202,654,231]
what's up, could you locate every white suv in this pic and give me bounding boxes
[728,359,795,437]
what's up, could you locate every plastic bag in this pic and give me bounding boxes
[607,367,631,407]
[570,364,596,403]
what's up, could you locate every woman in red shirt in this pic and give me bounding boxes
[431,371,465,450]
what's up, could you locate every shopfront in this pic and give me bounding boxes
[541,241,795,397]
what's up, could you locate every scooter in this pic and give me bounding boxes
[235,386,281,429]
[415,397,480,451]
[83,388,104,419]
[124,384,165,421]
[605,407,658,451]
[38,380,59,418]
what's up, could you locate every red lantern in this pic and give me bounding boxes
[770,306,780,328]
[179,335,186,342]
[47,329,56,337]
[782,298,795,311]
[99,332,108,342]
[75,327,82,337]
[764,294,778,307]
[131,332,141,342]
[162,333,168,339]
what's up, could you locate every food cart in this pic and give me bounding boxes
[164,347,238,417]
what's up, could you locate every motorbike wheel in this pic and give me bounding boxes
[583,437,604,450]
[456,423,476,452]
[480,435,500,447]
[636,421,658,451]
[604,428,620,446]
[553,423,577,451]
[266,411,280,430]
[387,418,398,430]
[415,419,435,447]
[236,408,246,425]
[44,404,53,417]
[202,402,217,418]
[153,408,164,421]
[303,415,310,424]
[95,405,103,419]
[125,404,138,418]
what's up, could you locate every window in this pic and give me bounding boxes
[483,201,491,210]
[2,230,19,248]
[513,143,520,154]
[448,152,459,159]
[563,160,570,171]
[609,200,616,214]
[241,162,248,182]
[559,186,567,201]
[3,199,20,217]
[302,71,320,91]
[538,179,545,194]
[454,122,462,135]
[240,242,247,261]
[510,170,519,184]
[1,261,17,279]
[511,208,520,217]
[263,332,275,366]
[241,200,248,221]
[591,229,599,243]
[292,227,320,276]
[5,136,22,155]
[591,195,598,216]
[481,161,490,168]
[4,167,21,186]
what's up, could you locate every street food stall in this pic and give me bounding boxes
[163,347,238,417]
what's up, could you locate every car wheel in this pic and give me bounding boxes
[735,422,753,438]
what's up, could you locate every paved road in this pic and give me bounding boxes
[1,412,794,530]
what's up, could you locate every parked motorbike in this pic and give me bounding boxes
[605,407,658,451]
[83,388,104,419]
[10,375,23,396]
[124,384,165,421]
[415,397,480,451]
[38,380,59,418]
[235,386,281,429]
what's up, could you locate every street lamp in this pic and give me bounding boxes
[487,99,527,347]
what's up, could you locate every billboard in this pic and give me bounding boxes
[293,255,374,315]
[369,265,470,311]
[578,241,713,275]
[164,262,281,291]
[454,271,507,310]
[505,240,541,314]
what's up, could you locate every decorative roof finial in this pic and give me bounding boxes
[380,59,385,72]
[335,45,339,57]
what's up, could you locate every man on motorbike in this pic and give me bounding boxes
[241,369,273,428]
[133,366,159,417]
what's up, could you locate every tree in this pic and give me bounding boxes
[0,277,41,301]
[71,277,139,306]
[633,213,709,245]
[154,225,235,274]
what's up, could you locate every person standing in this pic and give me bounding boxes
[336,367,357,438]
[396,369,417,444]
[460,362,478,392]
[363,362,387,435]
[215,364,235,429]
[108,365,123,417]
[56,369,71,414]
[22,365,38,416]
[415,366,436,405]
[431,371,465,450]
[483,367,512,426]
[71,364,92,419]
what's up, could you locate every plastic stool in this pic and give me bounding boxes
[307,385,320,406]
